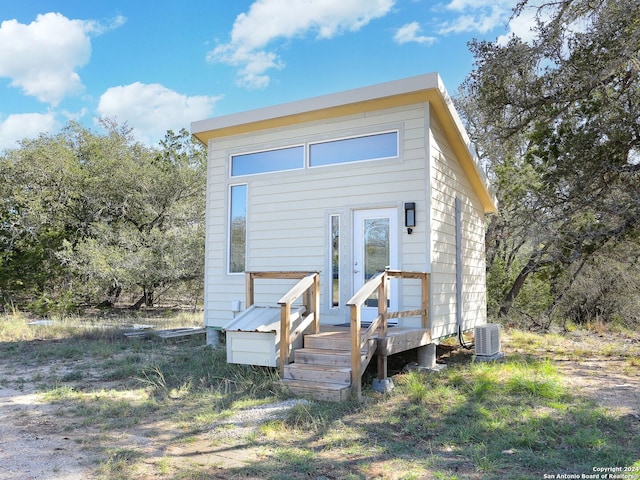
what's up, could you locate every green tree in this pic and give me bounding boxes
[0,126,89,306]
[459,0,640,323]
[0,121,206,312]
[59,125,207,308]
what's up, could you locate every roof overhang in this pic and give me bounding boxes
[191,73,497,213]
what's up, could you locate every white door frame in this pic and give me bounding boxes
[352,208,399,321]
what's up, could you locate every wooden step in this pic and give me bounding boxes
[283,363,351,384]
[293,347,353,367]
[283,379,351,402]
[303,331,352,350]
[304,332,377,350]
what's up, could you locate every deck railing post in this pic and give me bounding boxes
[280,302,291,374]
[305,287,311,321]
[312,273,320,334]
[377,272,388,381]
[246,272,255,308]
[421,273,430,329]
[350,304,362,401]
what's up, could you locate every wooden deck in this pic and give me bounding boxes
[310,324,432,354]
[243,270,432,402]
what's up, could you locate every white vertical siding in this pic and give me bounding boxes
[429,107,487,339]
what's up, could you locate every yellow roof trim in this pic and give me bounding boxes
[192,91,430,142]
[192,74,497,213]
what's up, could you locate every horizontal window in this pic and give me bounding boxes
[309,131,398,167]
[231,145,304,176]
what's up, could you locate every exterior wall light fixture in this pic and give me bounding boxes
[404,202,416,234]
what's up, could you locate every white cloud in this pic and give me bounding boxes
[496,7,539,45]
[0,12,125,106]
[0,113,59,151]
[445,0,512,12]
[438,1,515,35]
[497,1,586,47]
[394,22,436,45]
[97,82,221,145]
[208,0,395,89]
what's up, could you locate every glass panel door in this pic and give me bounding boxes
[363,217,389,308]
[353,209,398,321]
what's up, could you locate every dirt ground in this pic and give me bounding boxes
[1,333,639,480]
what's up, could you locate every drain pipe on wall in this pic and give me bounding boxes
[456,197,474,350]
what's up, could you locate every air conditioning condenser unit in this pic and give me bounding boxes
[474,323,501,356]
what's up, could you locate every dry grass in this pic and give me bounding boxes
[1,311,639,479]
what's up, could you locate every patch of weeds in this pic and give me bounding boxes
[283,401,327,430]
[178,435,198,444]
[390,403,437,442]
[507,330,547,351]
[505,374,565,400]
[169,379,193,399]
[97,398,156,428]
[137,364,168,397]
[37,343,86,361]
[470,443,506,474]
[447,371,469,389]
[433,472,460,480]
[397,371,465,413]
[318,421,367,453]
[470,372,499,400]
[258,419,287,438]
[97,447,143,480]
[102,362,141,381]
[15,376,27,390]
[244,429,258,444]
[627,356,640,367]
[401,370,430,403]
[189,401,225,426]
[340,474,366,480]
[157,456,173,476]
[61,370,83,382]
[274,447,316,475]
[47,387,160,431]
[135,346,286,405]
[450,422,483,445]
[41,384,79,402]
[222,363,285,399]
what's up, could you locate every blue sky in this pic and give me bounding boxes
[0,0,536,151]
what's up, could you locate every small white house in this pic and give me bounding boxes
[191,73,496,378]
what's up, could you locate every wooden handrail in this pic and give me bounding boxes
[346,269,430,400]
[346,271,388,401]
[245,271,320,374]
[347,271,385,307]
[278,272,317,305]
[277,272,320,372]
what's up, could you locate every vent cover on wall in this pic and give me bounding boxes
[474,323,501,356]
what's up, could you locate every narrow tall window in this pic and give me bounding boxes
[229,185,247,273]
[330,215,340,308]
